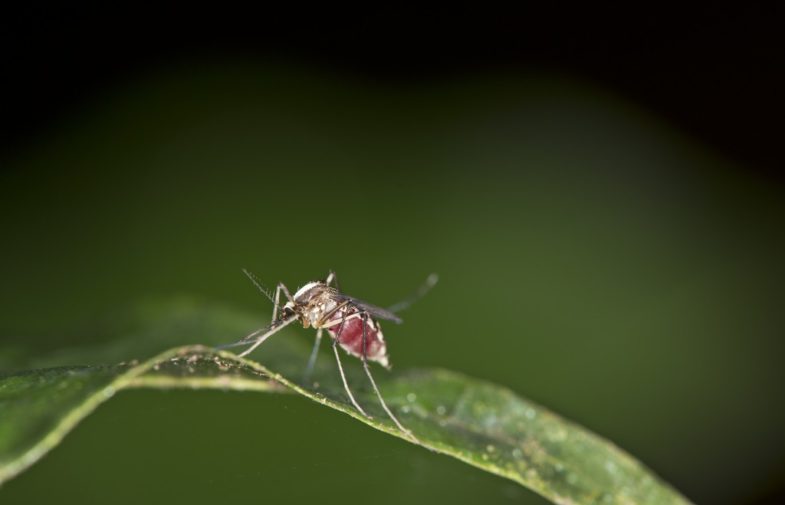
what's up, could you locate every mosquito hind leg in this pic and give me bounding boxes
[332,335,370,418]
[304,328,322,382]
[387,273,439,314]
[360,312,419,442]
[330,314,369,418]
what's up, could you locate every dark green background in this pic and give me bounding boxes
[1,63,784,504]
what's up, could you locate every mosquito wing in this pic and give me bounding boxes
[333,294,404,324]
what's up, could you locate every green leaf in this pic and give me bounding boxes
[0,299,690,504]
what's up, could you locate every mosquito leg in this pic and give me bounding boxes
[275,282,296,324]
[387,273,439,314]
[360,312,419,442]
[278,282,294,304]
[239,270,292,323]
[316,300,351,328]
[267,282,295,324]
[304,328,322,382]
[331,315,370,418]
[237,315,298,358]
[270,284,282,324]
[333,339,370,418]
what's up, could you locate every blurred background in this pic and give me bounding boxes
[1,5,783,505]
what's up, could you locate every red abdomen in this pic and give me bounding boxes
[326,308,389,368]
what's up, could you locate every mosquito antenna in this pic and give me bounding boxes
[242,268,275,304]
[387,273,439,313]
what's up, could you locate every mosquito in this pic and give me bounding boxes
[223,270,438,442]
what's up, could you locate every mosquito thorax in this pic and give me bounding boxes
[292,282,324,302]
[289,281,338,329]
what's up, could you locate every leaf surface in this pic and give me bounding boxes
[0,300,690,504]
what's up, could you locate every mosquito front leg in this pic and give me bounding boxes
[237,315,299,358]
[270,285,282,323]
[359,312,418,442]
[270,282,295,323]
[331,314,370,418]
[304,328,322,382]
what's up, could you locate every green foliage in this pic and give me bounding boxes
[0,300,690,504]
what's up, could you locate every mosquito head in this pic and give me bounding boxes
[281,300,297,317]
